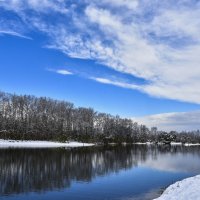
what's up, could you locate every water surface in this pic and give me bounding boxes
[0,145,200,200]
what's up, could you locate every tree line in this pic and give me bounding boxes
[0,91,200,144]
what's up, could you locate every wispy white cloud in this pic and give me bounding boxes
[0,30,32,39]
[0,0,68,14]
[91,0,139,10]
[90,77,140,90]
[56,69,73,75]
[47,68,73,75]
[1,1,200,104]
[133,111,200,132]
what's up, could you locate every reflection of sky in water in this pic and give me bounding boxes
[139,153,200,174]
[2,167,191,200]
[1,146,200,200]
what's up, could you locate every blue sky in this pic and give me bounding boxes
[0,0,200,129]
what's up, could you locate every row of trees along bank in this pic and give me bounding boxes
[0,91,200,144]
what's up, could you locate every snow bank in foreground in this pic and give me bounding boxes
[154,175,200,200]
[0,140,94,148]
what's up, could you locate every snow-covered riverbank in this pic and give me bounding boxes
[134,142,200,146]
[154,175,200,200]
[0,139,95,148]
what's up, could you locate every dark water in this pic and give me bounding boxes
[0,145,200,200]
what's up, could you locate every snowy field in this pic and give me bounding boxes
[154,175,200,200]
[0,139,94,148]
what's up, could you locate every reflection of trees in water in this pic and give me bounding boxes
[0,145,200,196]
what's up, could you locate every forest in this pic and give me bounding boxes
[0,91,200,144]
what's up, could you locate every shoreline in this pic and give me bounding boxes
[0,139,95,148]
[0,139,200,148]
[134,142,200,146]
[154,175,200,200]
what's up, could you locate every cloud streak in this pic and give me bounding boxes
[1,0,200,104]
[47,68,73,75]
[0,30,32,39]
[90,77,140,90]
[56,69,73,75]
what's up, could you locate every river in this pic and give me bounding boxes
[0,145,199,200]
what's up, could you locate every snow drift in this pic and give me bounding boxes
[154,175,200,200]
